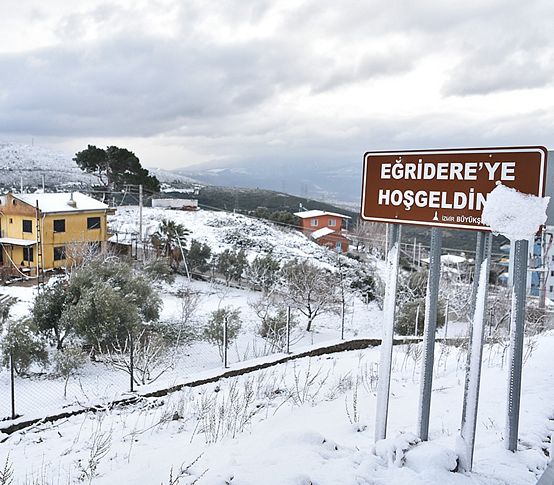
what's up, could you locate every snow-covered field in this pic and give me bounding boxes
[109,206,356,270]
[1,206,552,484]
[2,332,552,484]
[0,206,384,424]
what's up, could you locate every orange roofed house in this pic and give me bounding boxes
[294,210,351,253]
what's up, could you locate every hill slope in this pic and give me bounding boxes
[0,143,194,189]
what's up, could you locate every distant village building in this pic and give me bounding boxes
[152,198,199,210]
[294,209,351,252]
[0,192,114,276]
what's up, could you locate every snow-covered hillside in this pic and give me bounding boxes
[0,143,93,188]
[3,333,553,484]
[109,206,360,270]
[0,143,195,189]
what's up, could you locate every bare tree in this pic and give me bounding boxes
[281,260,340,332]
[350,221,386,255]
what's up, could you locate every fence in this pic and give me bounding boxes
[0,288,376,425]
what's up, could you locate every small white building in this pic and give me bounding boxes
[152,198,198,211]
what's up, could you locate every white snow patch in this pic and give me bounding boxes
[481,184,549,241]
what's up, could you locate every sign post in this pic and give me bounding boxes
[417,226,442,441]
[458,232,492,471]
[361,147,547,452]
[506,238,529,451]
[374,223,401,441]
[470,232,485,317]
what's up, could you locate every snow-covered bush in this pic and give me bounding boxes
[104,326,177,386]
[1,318,48,376]
[216,248,248,285]
[53,345,88,398]
[258,308,295,352]
[202,307,242,359]
[32,279,74,350]
[186,239,212,275]
[245,253,280,293]
[143,257,176,284]
[32,258,162,349]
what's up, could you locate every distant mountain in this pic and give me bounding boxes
[175,159,362,205]
[0,143,195,190]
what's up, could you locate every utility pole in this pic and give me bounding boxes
[138,184,143,244]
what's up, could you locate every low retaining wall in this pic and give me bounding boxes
[0,337,421,438]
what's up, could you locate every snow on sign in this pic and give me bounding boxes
[361,147,548,231]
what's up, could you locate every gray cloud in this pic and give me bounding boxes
[1,0,554,174]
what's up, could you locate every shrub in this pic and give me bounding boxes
[33,279,74,349]
[1,319,48,375]
[53,345,88,398]
[216,249,248,285]
[258,308,295,351]
[202,307,242,359]
[246,253,280,293]
[187,240,212,275]
[396,298,445,336]
[143,257,176,284]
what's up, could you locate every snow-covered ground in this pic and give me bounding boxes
[0,206,385,424]
[109,206,355,270]
[0,275,383,424]
[2,332,552,484]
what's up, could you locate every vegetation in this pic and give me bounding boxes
[73,145,160,192]
[245,253,280,293]
[202,307,242,359]
[216,248,248,285]
[186,240,212,275]
[1,319,48,376]
[281,259,340,332]
[151,219,190,271]
[32,259,161,349]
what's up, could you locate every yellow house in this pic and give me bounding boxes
[0,192,115,276]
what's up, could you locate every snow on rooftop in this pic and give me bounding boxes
[294,210,351,219]
[481,184,550,241]
[310,227,336,240]
[13,192,109,213]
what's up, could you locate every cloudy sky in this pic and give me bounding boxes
[1,0,553,172]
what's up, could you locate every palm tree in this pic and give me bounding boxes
[151,219,190,270]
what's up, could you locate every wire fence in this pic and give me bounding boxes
[0,293,371,423]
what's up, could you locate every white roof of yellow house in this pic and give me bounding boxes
[12,192,109,214]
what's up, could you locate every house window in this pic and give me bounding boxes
[335,241,342,252]
[551,270,554,277]
[23,246,34,262]
[22,220,33,233]
[53,246,66,261]
[9,218,12,224]
[87,217,101,230]
[310,218,318,227]
[53,219,66,233]
[550,286,553,293]
[329,218,336,227]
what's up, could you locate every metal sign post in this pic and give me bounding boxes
[459,232,492,471]
[374,223,401,441]
[359,147,547,455]
[417,227,442,441]
[506,238,529,451]
[470,232,485,317]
